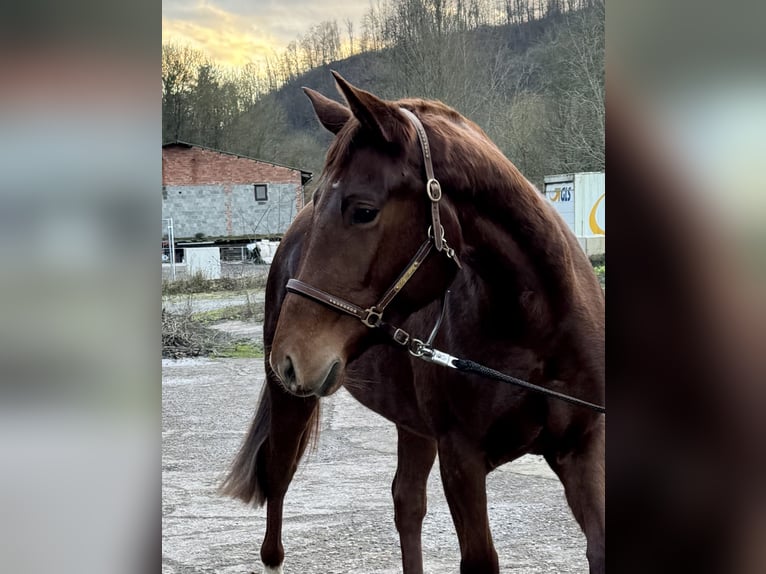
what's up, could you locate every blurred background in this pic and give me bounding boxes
[608,2,765,572]
[0,0,763,572]
[0,1,159,573]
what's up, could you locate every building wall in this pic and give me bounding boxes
[162,145,304,238]
[162,183,298,237]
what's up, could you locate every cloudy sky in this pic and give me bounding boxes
[162,0,371,68]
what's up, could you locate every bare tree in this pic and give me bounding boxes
[161,0,604,192]
[162,43,207,142]
[345,18,356,57]
[544,2,605,171]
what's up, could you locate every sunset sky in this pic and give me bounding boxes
[162,0,371,68]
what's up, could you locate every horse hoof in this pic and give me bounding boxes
[262,564,284,574]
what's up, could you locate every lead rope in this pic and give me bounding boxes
[408,292,606,414]
[416,350,606,414]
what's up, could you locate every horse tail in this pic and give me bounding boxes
[300,397,322,457]
[219,382,272,507]
[219,377,322,507]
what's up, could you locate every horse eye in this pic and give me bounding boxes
[351,207,379,225]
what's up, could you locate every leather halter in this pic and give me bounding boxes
[285,107,461,348]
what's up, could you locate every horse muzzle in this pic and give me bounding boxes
[270,351,345,398]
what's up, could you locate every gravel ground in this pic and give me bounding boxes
[207,320,264,346]
[162,292,266,315]
[162,357,587,574]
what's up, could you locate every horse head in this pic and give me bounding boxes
[270,72,464,397]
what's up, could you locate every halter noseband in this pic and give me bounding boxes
[285,107,461,349]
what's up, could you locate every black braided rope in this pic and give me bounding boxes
[452,358,605,414]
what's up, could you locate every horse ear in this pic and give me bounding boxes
[331,71,401,143]
[302,87,351,135]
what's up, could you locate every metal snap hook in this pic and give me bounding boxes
[408,338,427,357]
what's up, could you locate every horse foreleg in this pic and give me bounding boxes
[545,417,605,574]
[258,384,319,574]
[260,495,285,574]
[392,426,437,574]
[438,432,499,574]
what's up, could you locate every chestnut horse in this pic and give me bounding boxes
[222,73,604,574]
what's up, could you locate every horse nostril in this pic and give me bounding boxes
[282,355,296,385]
[316,360,342,397]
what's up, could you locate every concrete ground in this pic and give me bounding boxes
[162,357,588,574]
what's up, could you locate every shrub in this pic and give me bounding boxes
[162,307,226,358]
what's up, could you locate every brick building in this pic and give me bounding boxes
[162,141,312,240]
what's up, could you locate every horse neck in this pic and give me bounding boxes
[437,138,582,310]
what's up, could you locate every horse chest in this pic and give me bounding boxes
[408,353,546,446]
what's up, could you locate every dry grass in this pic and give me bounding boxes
[162,308,229,358]
[162,271,268,296]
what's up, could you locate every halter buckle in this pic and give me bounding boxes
[392,328,410,346]
[426,178,442,202]
[361,307,382,328]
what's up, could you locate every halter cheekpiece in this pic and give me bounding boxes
[286,107,461,351]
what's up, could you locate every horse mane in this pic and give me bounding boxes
[397,99,566,244]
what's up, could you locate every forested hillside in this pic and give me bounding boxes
[162,0,603,191]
